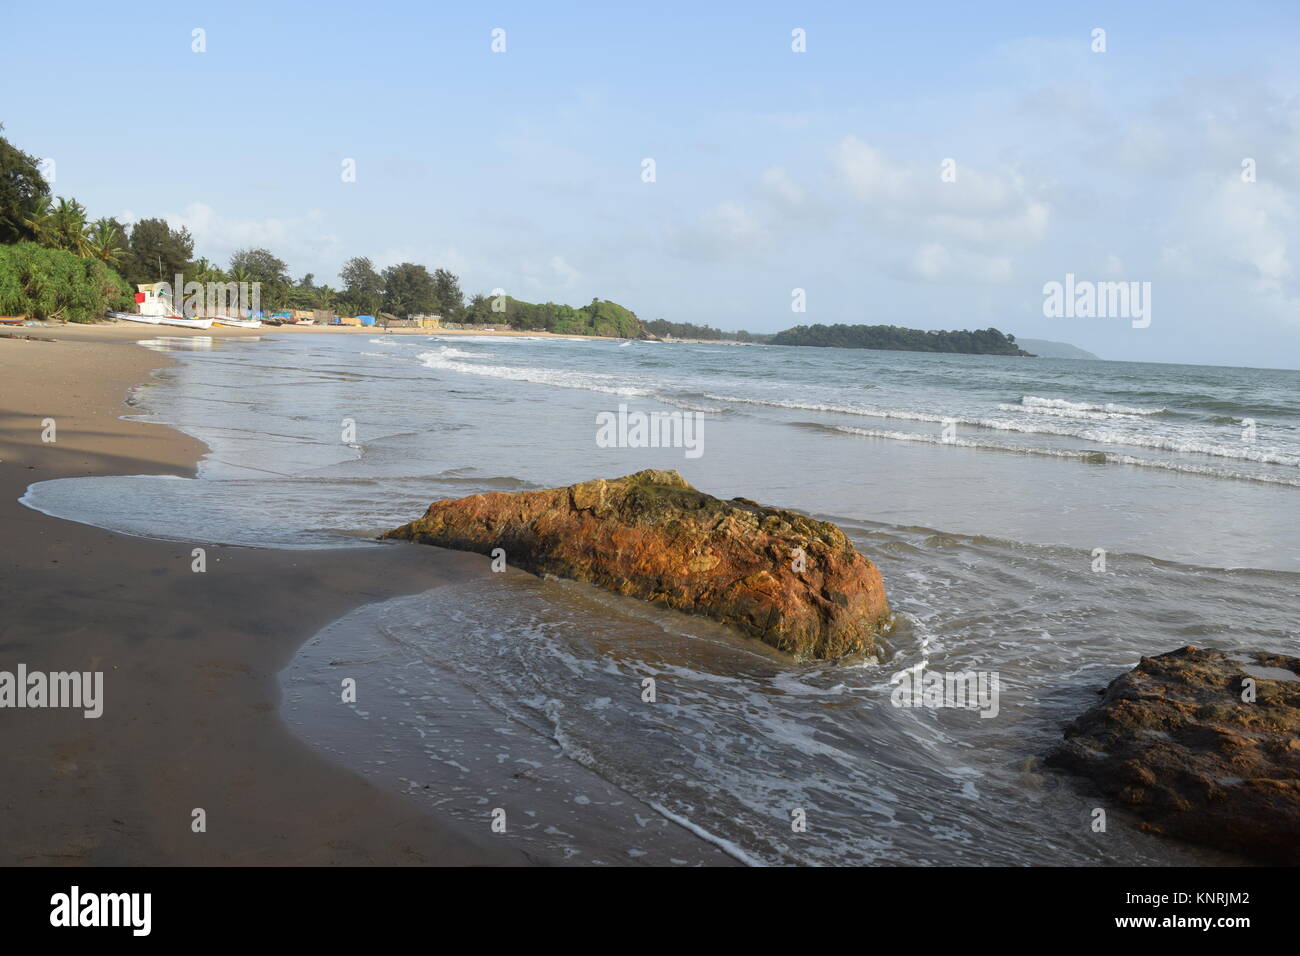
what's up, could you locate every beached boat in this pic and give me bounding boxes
[213,316,262,329]
[111,312,212,330]
[158,315,213,329]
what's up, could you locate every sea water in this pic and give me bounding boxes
[22,333,1299,864]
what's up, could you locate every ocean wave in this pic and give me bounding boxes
[432,344,481,359]
[1020,395,1166,416]
[998,402,1146,421]
[708,393,1298,465]
[806,422,1300,487]
[417,349,653,397]
[703,393,951,422]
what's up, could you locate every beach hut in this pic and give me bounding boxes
[357,315,375,327]
[136,283,176,317]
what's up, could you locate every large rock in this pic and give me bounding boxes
[383,470,891,661]
[1047,646,1300,863]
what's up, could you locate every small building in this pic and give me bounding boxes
[136,283,176,317]
[357,315,376,327]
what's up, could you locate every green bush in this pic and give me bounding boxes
[0,241,134,322]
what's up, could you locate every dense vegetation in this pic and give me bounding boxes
[0,124,648,332]
[460,295,642,337]
[0,125,1033,347]
[641,319,768,342]
[770,323,1028,355]
[0,242,134,321]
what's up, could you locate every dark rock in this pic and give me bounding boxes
[1047,645,1300,863]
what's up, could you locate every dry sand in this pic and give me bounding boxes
[0,324,529,865]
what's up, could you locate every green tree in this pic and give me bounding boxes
[0,126,50,244]
[21,194,54,245]
[229,247,291,310]
[431,268,464,319]
[122,218,194,287]
[85,217,127,266]
[49,198,89,255]
[381,262,436,316]
[338,256,382,315]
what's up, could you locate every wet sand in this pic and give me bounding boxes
[0,324,530,864]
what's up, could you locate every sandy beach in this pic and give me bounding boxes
[0,324,529,865]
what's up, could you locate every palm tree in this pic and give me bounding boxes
[85,218,126,266]
[312,284,337,311]
[50,198,89,256]
[190,257,228,285]
[21,195,54,245]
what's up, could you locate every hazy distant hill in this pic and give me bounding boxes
[1016,338,1100,360]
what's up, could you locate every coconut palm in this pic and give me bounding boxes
[190,257,228,285]
[50,198,89,256]
[85,218,126,266]
[21,195,54,245]
[312,284,337,311]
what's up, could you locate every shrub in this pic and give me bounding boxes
[0,242,134,322]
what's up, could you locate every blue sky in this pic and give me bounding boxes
[6,1,1300,367]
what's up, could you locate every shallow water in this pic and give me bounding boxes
[23,333,1299,864]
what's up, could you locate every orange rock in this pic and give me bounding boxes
[383,470,892,661]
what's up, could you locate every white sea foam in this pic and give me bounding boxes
[1020,395,1166,416]
[434,345,481,359]
[647,802,765,867]
[998,402,1145,421]
[418,348,653,396]
[823,424,1300,486]
[705,392,1295,465]
[704,393,951,422]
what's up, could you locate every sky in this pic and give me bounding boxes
[6,0,1300,368]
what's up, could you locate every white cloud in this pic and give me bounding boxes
[899,243,1013,284]
[666,201,772,261]
[760,166,805,208]
[163,202,344,276]
[832,136,1050,249]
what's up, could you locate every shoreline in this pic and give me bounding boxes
[1,320,761,346]
[0,325,531,864]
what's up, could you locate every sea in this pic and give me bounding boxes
[21,332,1300,865]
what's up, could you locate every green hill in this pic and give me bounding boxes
[770,323,1029,355]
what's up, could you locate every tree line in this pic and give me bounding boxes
[0,124,639,331]
[641,319,768,342]
[770,323,1029,355]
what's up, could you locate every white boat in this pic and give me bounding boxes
[213,316,262,329]
[157,315,213,329]
[111,311,212,329]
